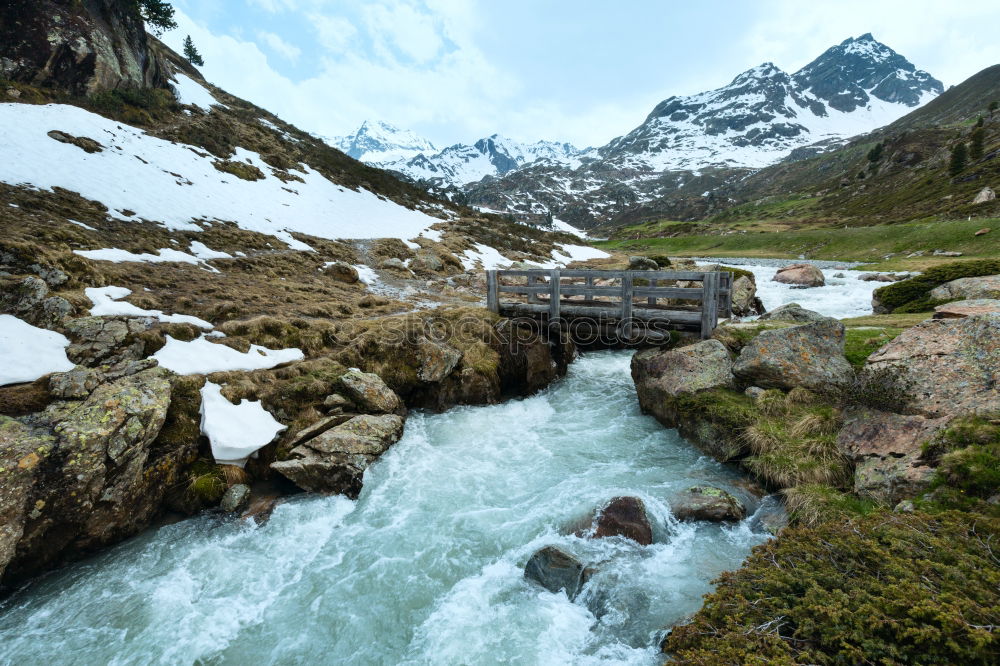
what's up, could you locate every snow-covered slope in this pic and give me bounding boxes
[0,103,446,246]
[464,33,943,226]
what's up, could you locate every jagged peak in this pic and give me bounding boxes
[729,61,788,86]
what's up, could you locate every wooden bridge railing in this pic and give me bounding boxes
[486,268,732,339]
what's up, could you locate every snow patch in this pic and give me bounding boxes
[171,73,221,111]
[353,264,379,285]
[0,315,74,386]
[199,381,286,467]
[152,335,303,375]
[460,244,513,270]
[85,286,213,328]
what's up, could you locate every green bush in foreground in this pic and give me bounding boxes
[664,511,1000,665]
[873,259,1000,313]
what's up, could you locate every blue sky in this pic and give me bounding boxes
[161,0,1000,149]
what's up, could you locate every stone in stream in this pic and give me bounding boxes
[733,319,854,392]
[339,370,404,415]
[669,486,747,523]
[524,546,590,599]
[757,302,828,323]
[631,340,734,428]
[771,263,825,287]
[592,497,654,545]
[220,483,251,512]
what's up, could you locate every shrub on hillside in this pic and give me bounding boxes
[663,511,1000,665]
[873,259,1000,313]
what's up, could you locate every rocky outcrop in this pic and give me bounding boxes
[933,299,1000,318]
[757,303,828,323]
[0,368,179,585]
[864,314,1000,418]
[271,414,405,497]
[632,340,734,428]
[592,496,653,545]
[972,186,996,204]
[928,275,1000,301]
[733,319,854,392]
[0,275,74,328]
[670,486,747,522]
[340,370,404,415]
[64,316,154,367]
[0,0,170,96]
[837,408,950,504]
[524,546,589,599]
[772,263,825,287]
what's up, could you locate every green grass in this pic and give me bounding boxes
[596,217,1000,266]
[843,327,902,368]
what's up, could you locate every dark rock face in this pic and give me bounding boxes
[0,368,185,586]
[592,497,653,545]
[670,486,747,522]
[0,0,170,95]
[524,546,588,598]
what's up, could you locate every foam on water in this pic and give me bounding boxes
[0,352,771,665]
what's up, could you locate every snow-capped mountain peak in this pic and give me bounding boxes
[332,120,436,163]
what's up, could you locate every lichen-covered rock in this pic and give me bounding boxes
[928,275,1000,301]
[836,408,950,504]
[670,486,747,522]
[592,496,653,545]
[410,250,444,274]
[0,276,73,328]
[733,319,854,392]
[757,302,828,323]
[631,340,734,428]
[271,414,404,497]
[0,368,175,585]
[64,316,154,367]
[417,340,463,383]
[864,314,1000,418]
[49,358,158,399]
[772,263,825,287]
[933,299,1000,319]
[339,370,403,415]
[524,546,588,599]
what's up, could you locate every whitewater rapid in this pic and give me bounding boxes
[0,352,770,665]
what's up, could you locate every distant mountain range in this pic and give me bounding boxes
[334,34,943,227]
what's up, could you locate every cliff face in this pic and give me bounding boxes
[0,0,169,95]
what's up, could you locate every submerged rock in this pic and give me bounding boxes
[631,340,734,428]
[733,319,854,392]
[864,314,1000,418]
[271,414,405,497]
[592,496,653,545]
[772,263,824,287]
[757,303,827,323]
[670,486,746,523]
[524,546,589,599]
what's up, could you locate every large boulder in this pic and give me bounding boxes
[592,496,653,545]
[524,546,589,599]
[0,0,170,96]
[928,275,1000,301]
[972,186,996,204]
[670,486,746,523]
[64,316,154,367]
[417,340,463,383]
[0,368,177,585]
[733,319,854,392]
[837,408,950,504]
[271,414,404,497]
[731,275,765,317]
[757,303,828,323]
[323,261,359,283]
[631,340,734,428]
[933,299,1000,319]
[339,370,403,415]
[772,263,825,287]
[864,314,1000,418]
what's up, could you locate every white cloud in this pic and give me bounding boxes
[257,31,302,61]
[362,2,442,64]
[309,14,357,54]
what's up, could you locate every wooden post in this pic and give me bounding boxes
[621,272,633,321]
[585,274,594,301]
[700,272,719,339]
[647,276,657,305]
[549,268,561,321]
[721,271,733,318]
[528,274,540,304]
[486,270,498,313]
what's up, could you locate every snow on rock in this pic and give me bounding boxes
[171,73,221,111]
[152,334,303,375]
[460,244,513,270]
[188,241,233,260]
[199,381,286,467]
[85,286,214,328]
[352,264,379,285]
[550,218,589,239]
[0,103,444,245]
[0,314,74,386]
[76,247,205,265]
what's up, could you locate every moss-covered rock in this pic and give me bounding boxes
[631,340,735,428]
[675,388,757,462]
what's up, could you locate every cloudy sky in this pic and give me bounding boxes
[161,0,1000,149]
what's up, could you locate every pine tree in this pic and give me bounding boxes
[130,0,176,35]
[949,142,968,176]
[970,127,985,160]
[990,101,999,115]
[866,142,883,163]
[183,35,205,66]
[976,116,984,127]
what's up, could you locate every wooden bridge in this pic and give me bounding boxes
[486,269,733,340]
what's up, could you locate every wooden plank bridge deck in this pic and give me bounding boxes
[486,268,732,340]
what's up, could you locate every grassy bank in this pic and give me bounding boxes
[596,217,999,269]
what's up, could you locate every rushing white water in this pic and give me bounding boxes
[0,352,771,665]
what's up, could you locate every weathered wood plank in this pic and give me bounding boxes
[700,272,719,338]
[499,302,704,324]
[621,272,633,324]
[549,268,560,320]
[486,270,498,313]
